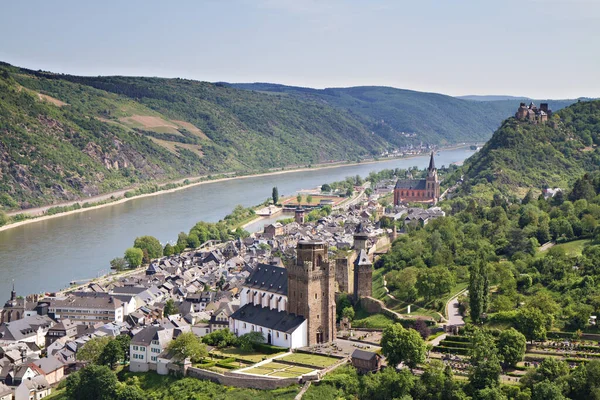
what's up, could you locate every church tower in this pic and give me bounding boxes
[287,241,336,345]
[425,152,440,202]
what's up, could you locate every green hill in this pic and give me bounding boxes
[0,62,581,210]
[0,64,388,210]
[229,83,577,146]
[459,100,600,196]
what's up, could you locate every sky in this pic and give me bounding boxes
[1,0,598,99]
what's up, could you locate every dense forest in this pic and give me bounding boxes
[229,83,577,146]
[0,61,578,210]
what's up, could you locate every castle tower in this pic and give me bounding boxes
[287,241,336,345]
[295,207,306,224]
[425,152,440,202]
[353,223,368,251]
[353,249,373,301]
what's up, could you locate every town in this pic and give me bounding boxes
[0,155,449,398]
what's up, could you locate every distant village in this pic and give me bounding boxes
[0,158,447,399]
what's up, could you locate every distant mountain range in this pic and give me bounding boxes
[456,95,533,102]
[0,61,582,209]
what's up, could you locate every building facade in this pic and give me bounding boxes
[393,152,440,205]
[287,241,336,345]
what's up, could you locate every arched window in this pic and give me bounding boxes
[316,254,323,268]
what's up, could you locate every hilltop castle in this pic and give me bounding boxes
[393,152,440,205]
[515,102,552,124]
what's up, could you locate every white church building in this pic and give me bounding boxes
[229,264,307,349]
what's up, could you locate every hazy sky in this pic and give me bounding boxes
[1,0,598,98]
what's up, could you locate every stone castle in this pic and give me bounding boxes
[515,102,552,124]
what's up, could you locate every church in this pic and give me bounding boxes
[230,240,370,349]
[393,152,440,205]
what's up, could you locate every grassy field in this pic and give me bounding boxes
[242,362,315,377]
[537,239,590,258]
[210,347,286,363]
[372,268,388,300]
[279,353,340,368]
[353,304,395,328]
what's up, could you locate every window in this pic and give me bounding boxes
[285,334,288,340]
[133,346,138,351]
[151,356,157,362]
[276,332,280,338]
[317,314,320,319]
[243,323,247,328]
[314,293,317,299]
[139,346,145,351]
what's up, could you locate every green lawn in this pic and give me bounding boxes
[280,353,340,368]
[372,268,388,300]
[537,239,590,258]
[210,347,285,363]
[242,361,315,377]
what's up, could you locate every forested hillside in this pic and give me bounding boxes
[0,61,581,210]
[230,83,577,146]
[457,100,600,196]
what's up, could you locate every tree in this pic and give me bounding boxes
[517,307,548,342]
[110,257,127,271]
[416,266,455,301]
[163,243,174,257]
[66,365,118,400]
[272,187,279,204]
[0,210,8,227]
[470,257,490,324]
[297,194,302,204]
[238,331,264,352]
[115,385,145,400]
[77,336,111,364]
[167,332,207,362]
[381,323,426,369]
[469,330,502,390]
[341,306,355,321]
[124,248,143,268]
[115,335,131,361]
[497,328,526,368]
[412,319,431,340]
[133,235,163,259]
[98,339,124,369]
[202,329,238,348]
[164,298,178,317]
[306,194,313,204]
[321,183,331,192]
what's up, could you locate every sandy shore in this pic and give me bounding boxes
[0,146,473,233]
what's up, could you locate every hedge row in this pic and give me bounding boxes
[433,346,470,356]
[254,343,288,354]
[445,335,471,343]
[439,340,471,349]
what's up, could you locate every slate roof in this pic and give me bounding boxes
[244,264,287,295]
[230,304,305,333]
[33,357,64,374]
[394,179,426,190]
[352,349,379,361]
[354,249,372,266]
[0,315,54,341]
[131,326,173,346]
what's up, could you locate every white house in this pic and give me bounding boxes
[229,304,307,348]
[15,376,51,400]
[129,326,174,372]
[0,315,54,348]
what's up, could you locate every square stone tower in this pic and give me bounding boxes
[287,241,337,345]
[353,249,373,301]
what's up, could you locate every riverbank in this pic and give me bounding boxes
[0,146,475,233]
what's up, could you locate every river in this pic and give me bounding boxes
[0,147,475,297]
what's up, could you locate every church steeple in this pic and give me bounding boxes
[428,151,436,172]
[10,281,16,301]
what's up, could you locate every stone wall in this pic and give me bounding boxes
[187,367,299,390]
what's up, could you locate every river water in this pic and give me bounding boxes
[0,147,474,297]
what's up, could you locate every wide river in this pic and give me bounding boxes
[0,147,475,297]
